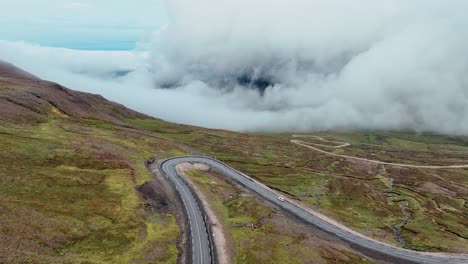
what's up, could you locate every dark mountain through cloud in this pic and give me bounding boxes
[145,0,468,134]
[1,0,467,134]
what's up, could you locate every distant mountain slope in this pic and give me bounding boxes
[0,61,148,124]
[0,60,41,81]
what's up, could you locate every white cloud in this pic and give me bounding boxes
[147,0,468,133]
[1,0,468,134]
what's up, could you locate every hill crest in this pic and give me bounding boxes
[0,60,149,124]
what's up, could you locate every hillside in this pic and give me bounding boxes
[0,61,467,263]
[0,63,183,263]
[0,60,40,81]
[0,60,148,124]
[0,62,369,263]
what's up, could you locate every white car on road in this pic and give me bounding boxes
[277,196,285,202]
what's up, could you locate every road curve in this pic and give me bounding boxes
[160,158,213,264]
[160,156,468,264]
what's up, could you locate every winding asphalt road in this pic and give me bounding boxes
[160,156,468,264]
[160,158,212,264]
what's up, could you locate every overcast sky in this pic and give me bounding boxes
[0,0,167,49]
[1,1,467,134]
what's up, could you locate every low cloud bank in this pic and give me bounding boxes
[150,0,468,133]
[2,0,468,134]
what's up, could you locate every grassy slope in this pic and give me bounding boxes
[0,118,182,263]
[128,119,468,253]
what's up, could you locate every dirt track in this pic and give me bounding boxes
[291,135,468,169]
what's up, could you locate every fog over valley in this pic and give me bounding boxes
[1,0,468,134]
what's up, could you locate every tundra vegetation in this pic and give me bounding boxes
[1,67,467,263]
[129,119,468,253]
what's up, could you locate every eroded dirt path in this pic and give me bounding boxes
[291,135,468,169]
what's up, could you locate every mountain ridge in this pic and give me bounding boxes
[0,61,149,124]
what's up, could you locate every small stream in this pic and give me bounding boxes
[381,166,411,246]
[391,200,411,246]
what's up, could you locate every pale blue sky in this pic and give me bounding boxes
[0,0,168,50]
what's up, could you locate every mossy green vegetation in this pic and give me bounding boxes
[2,102,468,263]
[128,118,468,253]
[0,119,181,263]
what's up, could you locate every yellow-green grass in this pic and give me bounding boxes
[0,119,182,263]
